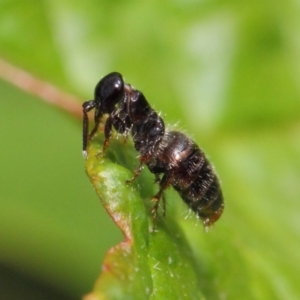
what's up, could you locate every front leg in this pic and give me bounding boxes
[95,116,114,157]
[82,100,96,158]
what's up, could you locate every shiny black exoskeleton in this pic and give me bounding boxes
[82,72,224,227]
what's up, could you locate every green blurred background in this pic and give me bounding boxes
[1,1,300,299]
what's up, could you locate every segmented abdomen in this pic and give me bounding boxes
[176,157,224,226]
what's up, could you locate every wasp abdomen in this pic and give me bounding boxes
[178,159,223,226]
[153,131,223,225]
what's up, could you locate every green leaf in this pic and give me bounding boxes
[84,136,204,300]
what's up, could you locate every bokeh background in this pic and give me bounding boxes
[1,1,300,299]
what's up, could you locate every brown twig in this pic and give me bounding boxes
[0,57,82,119]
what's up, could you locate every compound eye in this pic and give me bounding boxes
[94,72,124,108]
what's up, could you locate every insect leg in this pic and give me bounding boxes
[151,173,173,220]
[89,104,105,146]
[82,100,96,158]
[94,116,113,157]
[153,174,166,216]
[125,161,143,184]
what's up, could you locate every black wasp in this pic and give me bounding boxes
[82,72,224,227]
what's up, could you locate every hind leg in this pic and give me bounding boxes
[151,173,172,228]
